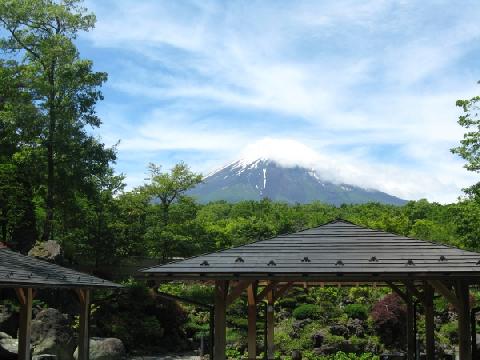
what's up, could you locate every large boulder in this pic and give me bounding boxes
[329,324,348,337]
[31,308,76,360]
[0,331,18,360]
[28,240,63,263]
[311,331,325,348]
[74,338,126,360]
[0,304,19,337]
[347,318,365,337]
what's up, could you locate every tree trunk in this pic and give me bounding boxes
[42,72,56,241]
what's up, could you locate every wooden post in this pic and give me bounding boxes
[214,280,228,360]
[76,289,91,360]
[16,288,33,360]
[424,282,435,360]
[456,281,472,360]
[247,283,257,360]
[266,286,275,360]
[406,289,415,360]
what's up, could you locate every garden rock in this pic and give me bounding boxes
[347,318,365,337]
[0,305,19,337]
[311,331,325,348]
[291,350,302,360]
[74,337,126,360]
[31,308,76,360]
[28,240,63,263]
[0,331,18,360]
[314,344,335,355]
[290,319,312,338]
[33,355,58,360]
[329,324,348,337]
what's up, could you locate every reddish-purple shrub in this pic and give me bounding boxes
[370,293,407,347]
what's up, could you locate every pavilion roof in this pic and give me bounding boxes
[141,220,480,282]
[0,245,121,289]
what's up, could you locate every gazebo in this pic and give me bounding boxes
[0,243,121,360]
[142,219,480,360]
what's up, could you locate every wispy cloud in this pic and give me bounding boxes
[81,0,480,202]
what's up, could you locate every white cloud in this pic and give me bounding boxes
[236,137,476,203]
[82,0,480,203]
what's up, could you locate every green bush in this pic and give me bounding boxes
[292,304,322,320]
[345,304,368,320]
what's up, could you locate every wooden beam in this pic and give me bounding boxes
[423,282,435,360]
[266,285,275,360]
[274,282,294,301]
[406,289,415,360]
[429,280,460,311]
[76,289,91,360]
[386,281,409,303]
[456,281,471,360]
[16,288,33,360]
[214,280,228,360]
[404,281,425,302]
[226,280,251,306]
[247,283,257,360]
[256,281,278,302]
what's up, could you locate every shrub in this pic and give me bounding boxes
[292,304,322,320]
[345,304,368,320]
[370,293,406,347]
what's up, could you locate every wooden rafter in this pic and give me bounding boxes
[386,281,409,303]
[226,280,251,306]
[274,282,294,301]
[256,281,278,302]
[429,280,459,311]
[404,281,425,302]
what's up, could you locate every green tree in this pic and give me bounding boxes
[143,162,202,226]
[142,162,202,261]
[451,87,480,195]
[0,0,113,241]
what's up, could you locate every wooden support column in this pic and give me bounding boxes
[16,288,33,360]
[423,282,435,360]
[406,289,415,360]
[247,283,257,360]
[266,286,275,360]
[456,281,472,360]
[76,289,91,360]
[214,280,228,360]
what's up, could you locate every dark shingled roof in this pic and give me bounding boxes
[141,220,480,282]
[0,245,121,288]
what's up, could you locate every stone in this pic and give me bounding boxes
[347,318,365,337]
[28,240,63,263]
[0,331,18,360]
[311,331,325,348]
[290,319,312,338]
[31,308,76,360]
[33,355,58,360]
[0,304,19,337]
[74,338,126,360]
[291,350,302,360]
[329,324,348,337]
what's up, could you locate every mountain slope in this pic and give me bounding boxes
[189,159,407,205]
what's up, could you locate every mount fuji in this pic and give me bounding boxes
[189,158,407,205]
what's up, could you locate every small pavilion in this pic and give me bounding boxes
[0,243,121,360]
[142,220,480,360]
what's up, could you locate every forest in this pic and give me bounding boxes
[1,0,480,359]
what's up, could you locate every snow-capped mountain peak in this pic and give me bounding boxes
[191,157,406,205]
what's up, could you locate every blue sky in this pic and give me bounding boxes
[79,0,480,203]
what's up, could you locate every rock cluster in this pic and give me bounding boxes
[0,307,125,360]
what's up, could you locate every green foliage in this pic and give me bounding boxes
[344,304,368,320]
[293,304,323,320]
